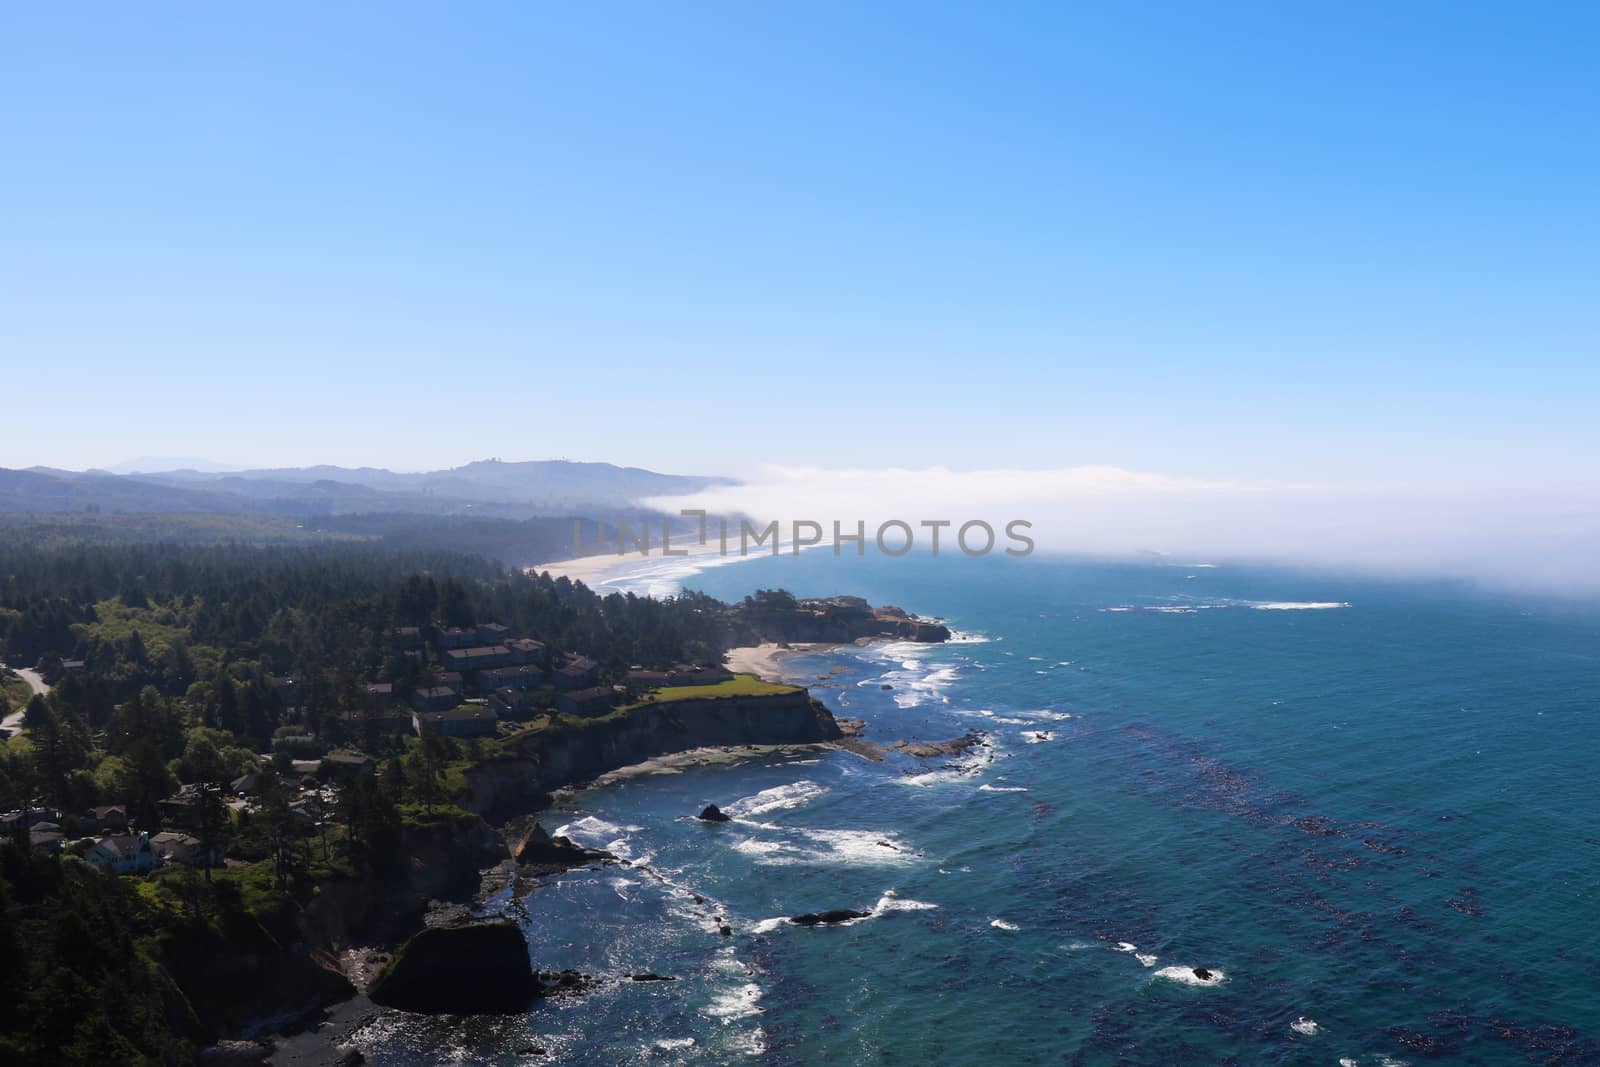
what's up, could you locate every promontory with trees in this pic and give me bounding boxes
[0,532,947,1062]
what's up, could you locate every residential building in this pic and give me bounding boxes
[87,832,157,874]
[556,686,616,717]
[411,686,460,713]
[443,645,512,672]
[412,705,499,738]
[552,654,598,690]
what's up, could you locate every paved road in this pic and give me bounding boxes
[1,667,49,734]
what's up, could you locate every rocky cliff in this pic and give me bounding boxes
[462,690,841,817]
[728,594,950,645]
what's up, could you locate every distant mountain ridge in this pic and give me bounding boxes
[0,459,731,518]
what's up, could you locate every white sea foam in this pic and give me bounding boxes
[750,917,787,933]
[874,889,939,914]
[947,630,991,644]
[724,780,828,819]
[1114,942,1138,953]
[1250,601,1350,610]
[978,784,1028,793]
[703,951,764,1022]
[655,1037,696,1051]
[1290,1017,1322,1036]
[704,981,764,1021]
[1021,730,1054,744]
[1135,953,1159,967]
[896,768,968,787]
[1152,965,1227,986]
[990,918,1020,931]
[732,828,915,867]
[554,815,638,840]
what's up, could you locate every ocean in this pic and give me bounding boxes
[354,552,1600,1065]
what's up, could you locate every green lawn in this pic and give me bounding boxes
[638,674,799,703]
[1,672,33,714]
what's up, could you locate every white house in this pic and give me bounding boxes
[86,832,157,875]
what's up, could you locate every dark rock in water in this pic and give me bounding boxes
[334,1051,365,1067]
[536,969,594,996]
[513,821,609,872]
[880,684,894,690]
[515,1046,547,1057]
[631,972,677,982]
[369,921,536,1014]
[697,804,732,822]
[719,924,732,936]
[1192,967,1214,981]
[790,909,871,926]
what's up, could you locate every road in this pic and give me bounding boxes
[1,667,49,735]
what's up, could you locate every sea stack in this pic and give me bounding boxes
[697,804,732,822]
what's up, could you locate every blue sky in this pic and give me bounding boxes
[3,2,1598,488]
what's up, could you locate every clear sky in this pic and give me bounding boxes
[3,2,1598,488]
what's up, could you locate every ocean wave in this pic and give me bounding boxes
[990,918,1020,931]
[724,780,828,819]
[978,784,1028,793]
[703,950,763,1022]
[1290,1017,1322,1036]
[1249,601,1350,610]
[1135,953,1158,967]
[731,828,916,867]
[554,815,640,844]
[875,889,939,913]
[1021,730,1054,744]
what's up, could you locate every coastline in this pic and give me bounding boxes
[723,642,830,683]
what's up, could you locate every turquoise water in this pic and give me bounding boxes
[357,554,1600,1065]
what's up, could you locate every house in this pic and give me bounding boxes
[436,627,478,651]
[340,707,414,734]
[85,804,129,832]
[158,784,206,828]
[476,622,511,644]
[87,832,157,874]
[437,672,465,695]
[623,669,674,692]
[556,686,616,717]
[505,638,545,665]
[488,687,533,722]
[229,772,260,796]
[30,830,64,854]
[623,663,734,694]
[150,831,220,868]
[271,732,318,753]
[322,750,375,776]
[672,663,734,686]
[477,665,544,694]
[389,626,424,650]
[411,686,460,713]
[443,645,512,672]
[60,659,86,674]
[552,654,598,690]
[412,705,499,738]
[364,682,396,705]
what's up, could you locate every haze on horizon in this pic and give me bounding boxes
[4,4,1599,594]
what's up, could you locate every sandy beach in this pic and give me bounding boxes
[528,535,740,593]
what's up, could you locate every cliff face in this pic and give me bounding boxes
[463,691,841,817]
